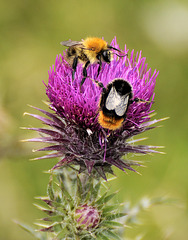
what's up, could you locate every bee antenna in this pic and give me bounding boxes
[113,52,128,58]
[107,45,120,52]
[108,45,128,57]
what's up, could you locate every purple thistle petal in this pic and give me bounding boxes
[94,166,108,181]
[27,137,69,144]
[40,198,53,206]
[25,113,60,128]
[107,158,127,173]
[75,205,100,230]
[29,105,66,127]
[32,152,63,160]
[84,160,95,174]
[26,127,65,138]
[51,157,73,170]
[39,226,53,232]
[35,145,65,152]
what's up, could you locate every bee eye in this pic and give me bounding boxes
[102,50,111,63]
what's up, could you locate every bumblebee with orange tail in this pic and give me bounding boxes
[92,78,150,131]
[60,37,126,87]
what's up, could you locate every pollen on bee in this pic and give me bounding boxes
[98,111,124,130]
[83,37,108,53]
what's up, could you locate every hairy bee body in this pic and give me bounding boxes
[82,37,109,63]
[98,79,133,130]
[98,111,125,131]
[61,37,125,86]
[65,46,88,65]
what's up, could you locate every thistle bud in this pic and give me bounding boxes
[75,204,100,230]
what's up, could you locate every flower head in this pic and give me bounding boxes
[26,37,162,179]
[75,204,100,230]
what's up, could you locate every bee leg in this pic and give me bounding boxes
[97,55,102,77]
[130,98,152,104]
[89,77,105,91]
[72,56,78,80]
[80,60,90,86]
[94,80,105,90]
[129,98,139,104]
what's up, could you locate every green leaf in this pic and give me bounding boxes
[55,221,75,238]
[84,183,93,202]
[102,230,122,240]
[43,209,55,216]
[14,220,41,239]
[53,222,63,232]
[76,175,82,204]
[41,215,63,223]
[97,233,109,240]
[93,181,101,200]
[82,177,93,202]
[59,179,74,209]
[47,176,54,200]
[33,203,51,212]
[96,191,108,205]
[56,229,67,239]
[102,205,118,214]
[48,200,62,208]
[57,223,78,239]
[55,194,62,203]
[106,213,126,221]
[101,221,123,228]
[56,206,69,216]
[39,226,53,233]
[56,228,70,239]
[99,192,117,206]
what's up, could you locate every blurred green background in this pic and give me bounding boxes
[0,0,188,239]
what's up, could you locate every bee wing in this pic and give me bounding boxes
[105,86,122,111]
[115,94,129,116]
[60,40,83,47]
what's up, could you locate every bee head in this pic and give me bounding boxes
[102,50,112,63]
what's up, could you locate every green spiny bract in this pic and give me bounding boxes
[33,168,125,240]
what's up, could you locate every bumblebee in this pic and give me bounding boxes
[60,37,126,86]
[95,78,149,131]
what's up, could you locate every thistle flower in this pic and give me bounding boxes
[26,37,162,179]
